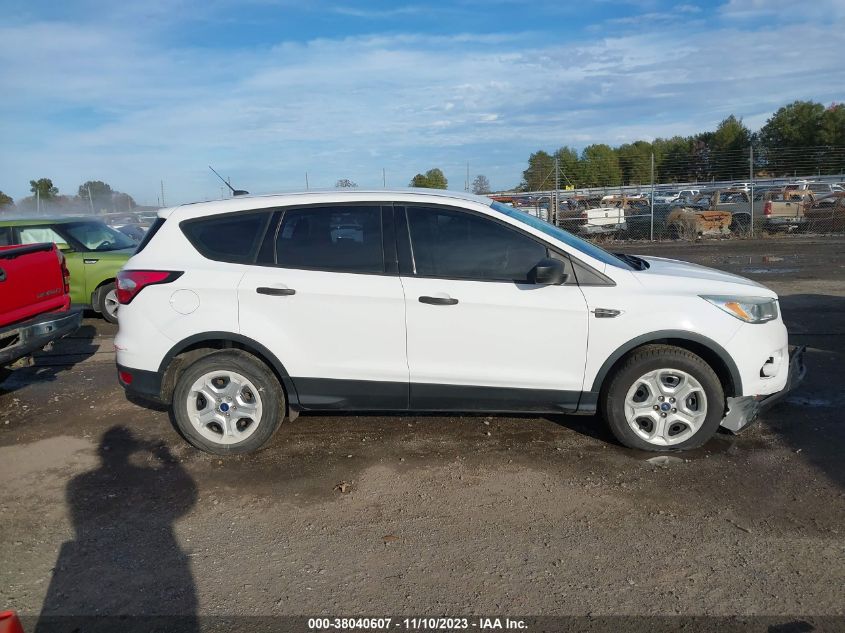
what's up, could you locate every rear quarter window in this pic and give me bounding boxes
[181,211,271,263]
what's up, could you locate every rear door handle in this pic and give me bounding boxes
[419,295,458,306]
[0,267,6,282]
[83,259,99,264]
[257,286,296,296]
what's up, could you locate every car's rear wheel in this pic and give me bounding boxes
[171,350,285,455]
[96,283,119,324]
[601,345,724,451]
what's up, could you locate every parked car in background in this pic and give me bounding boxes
[0,243,81,374]
[667,189,750,237]
[115,189,803,456]
[115,223,148,243]
[674,189,700,204]
[759,189,813,231]
[578,196,640,236]
[652,191,681,205]
[806,182,844,195]
[0,218,136,323]
[805,192,845,232]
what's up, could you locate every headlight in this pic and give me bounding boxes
[700,295,778,323]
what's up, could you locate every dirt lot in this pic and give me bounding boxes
[1,236,844,628]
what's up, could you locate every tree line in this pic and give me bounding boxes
[0,178,137,213]
[519,100,845,191]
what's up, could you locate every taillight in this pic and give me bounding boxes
[763,201,772,216]
[56,250,70,294]
[116,270,183,304]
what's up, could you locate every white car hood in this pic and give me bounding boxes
[634,255,774,295]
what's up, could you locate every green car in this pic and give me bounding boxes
[0,217,136,323]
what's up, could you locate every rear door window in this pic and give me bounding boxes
[181,211,271,263]
[273,206,384,274]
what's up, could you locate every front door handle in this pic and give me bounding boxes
[419,295,458,306]
[83,258,99,265]
[0,267,6,282]
[257,286,296,296]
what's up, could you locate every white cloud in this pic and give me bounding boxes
[1,9,843,202]
[720,0,845,19]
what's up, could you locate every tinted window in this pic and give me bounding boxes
[275,206,383,273]
[407,206,546,282]
[0,227,12,246]
[182,212,269,263]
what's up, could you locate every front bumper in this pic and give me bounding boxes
[720,345,807,433]
[0,309,83,367]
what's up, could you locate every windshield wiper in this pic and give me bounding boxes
[613,253,649,270]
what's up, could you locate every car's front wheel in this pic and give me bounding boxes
[171,350,285,455]
[602,345,725,451]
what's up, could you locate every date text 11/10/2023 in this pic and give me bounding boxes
[306,617,528,630]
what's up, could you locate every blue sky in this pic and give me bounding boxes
[1,0,844,205]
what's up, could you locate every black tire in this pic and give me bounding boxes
[730,214,750,235]
[600,344,725,452]
[95,282,119,324]
[171,350,285,455]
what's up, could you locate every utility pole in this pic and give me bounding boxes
[36,189,40,215]
[466,162,470,192]
[650,153,655,241]
[160,180,166,207]
[87,185,95,214]
[305,172,309,190]
[383,168,386,188]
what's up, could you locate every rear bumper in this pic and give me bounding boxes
[0,309,83,367]
[720,345,807,433]
[579,223,625,235]
[764,217,807,226]
[116,363,165,403]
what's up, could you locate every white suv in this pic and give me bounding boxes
[115,190,804,455]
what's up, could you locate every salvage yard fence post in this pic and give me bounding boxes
[749,146,754,238]
[650,152,655,241]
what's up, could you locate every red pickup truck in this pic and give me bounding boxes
[0,243,82,370]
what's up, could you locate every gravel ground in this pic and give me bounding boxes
[1,236,843,629]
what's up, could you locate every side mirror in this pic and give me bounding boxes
[57,243,73,252]
[528,258,568,285]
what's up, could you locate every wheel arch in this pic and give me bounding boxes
[590,330,742,399]
[158,332,301,412]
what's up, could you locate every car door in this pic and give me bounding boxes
[237,204,409,410]
[16,224,87,304]
[397,204,590,412]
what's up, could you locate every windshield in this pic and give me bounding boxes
[490,201,632,269]
[62,221,137,252]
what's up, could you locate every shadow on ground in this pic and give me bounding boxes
[35,426,199,633]
[0,324,99,396]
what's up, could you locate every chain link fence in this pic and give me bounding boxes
[510,146,845,241]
